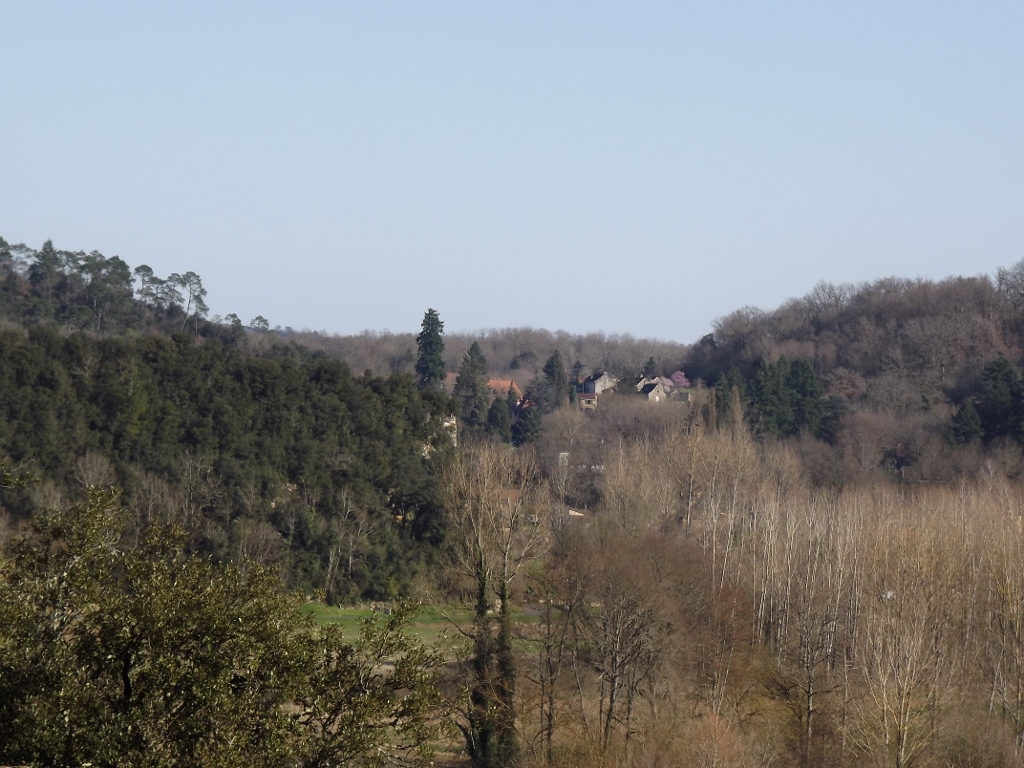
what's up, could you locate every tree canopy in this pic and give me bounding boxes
[0,326,451,600]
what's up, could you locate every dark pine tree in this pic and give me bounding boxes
[486,397,512,443]
[975,355,1024,442]
[415,308,445,390]
[511,407,541,446]
[536,352,569,413]
[948,399,983,445]
[714,366,746,429]
[786,359,825,437]
[454,342,490,432]
[749,358,794,437]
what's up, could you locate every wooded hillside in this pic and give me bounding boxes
[11,234,1024,766]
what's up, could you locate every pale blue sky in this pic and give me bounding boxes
[3,3,1022,341]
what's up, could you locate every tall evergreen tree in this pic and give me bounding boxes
[536,352,569,412]
[486,397,512,443]
[786,359,825,436]
[454,342,490,431]
[975,355,1024,442]
[28,239,62,304]
[749,358,794,437]
[415,308,445,390]
[948,399,983,445]
[511,406,541,446]
[747,358,825,438]
[570,359,584,383]
[714,366,746,429]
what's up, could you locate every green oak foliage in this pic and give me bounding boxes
[0,326,449,598]
[0,488,300,766]
[0,488,446,767]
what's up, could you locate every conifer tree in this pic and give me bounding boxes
[28,239,62,304]
[747,358,825,438]
[714,366,746,428]
[749,358,793,437]
[455,342,490,431]
[976,355,1024,442]
[415,308,445,389]
[511,407,541,446]
[537,352,569,412]
[786,359,825,436]
[486,397,512,443]
[948,399,983,445]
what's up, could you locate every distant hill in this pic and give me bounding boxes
[679,268,1024,484]
[7,230,1024,514]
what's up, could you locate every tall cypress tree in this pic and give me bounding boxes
[415,308,445,389]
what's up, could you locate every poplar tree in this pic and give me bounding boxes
[442,444,547,767]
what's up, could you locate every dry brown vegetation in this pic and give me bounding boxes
[471,419,1024,767]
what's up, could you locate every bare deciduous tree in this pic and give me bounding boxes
[443,443,549,768]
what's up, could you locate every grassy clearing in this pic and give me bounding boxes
[302,602,540,647]
[303,603,471,644]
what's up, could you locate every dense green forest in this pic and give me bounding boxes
[0,236,455,601]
